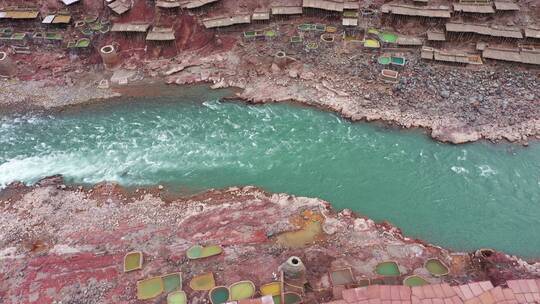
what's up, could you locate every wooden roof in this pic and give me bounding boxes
[52,15,71,24]
[343,1,359,10]
[445,22,523,38]
[108,1,131,15]
[396,36,422,45]
[180,0,220,9]
[483,47,540,65]
[452,3,495,13]
[146,27,175,41]
[342,17,358,26]
[156,1,181,8]
[427,30,446,41]
[202,14,251,28]
[252,10,270,20]
[303,0,344,12]
[493,1,519,10]
[4,11,39,19]
[271,6,303,14]
[111,23,151,32]
[524,27,540,39]
[381,4,451,18]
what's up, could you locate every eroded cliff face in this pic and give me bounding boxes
[0,177,538,303]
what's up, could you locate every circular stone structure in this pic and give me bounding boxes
[274,51,288,67]
[275,51,286,58]
[100,45,119,69]
[280,256,307,285]
[321,34,335,43]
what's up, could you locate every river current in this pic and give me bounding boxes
[1,87,539,257]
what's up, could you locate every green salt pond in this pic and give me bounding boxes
[284,292,303,304]
[186,244,223,259]
[210,286,230,304]
[375,261,401,276]
[315,24,326,31]
[404,275,429,286]
[123,251,142,272]
[298,24,314,31]
[265,30,277,38]
[137,277,164,300]
[168,291,187,304]
[425,259,449,276]
[162,273,182,292]
[378,56,391,65]
[75,39,91,48]
[84,16,97,23]
[290,36,302,43]
[391,56,405,66]
[380,32,398,43]
[306,42,318,49]
[10,33,25,40]
[229,281,255,300]
[364,39,380,48]
[190,273,215,291]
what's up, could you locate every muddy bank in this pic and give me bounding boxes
[0,176,539,303]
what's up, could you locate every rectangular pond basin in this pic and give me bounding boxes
[260,282,281,296]
[75,39,90,48]
[330,268,355,286]
[375,261,401,276]
[381,69,399,83]
[391,56,406,66]
[403,275,429,286]
[137,277,164,300]
[189,272,216,291]
[380,32,398,43]
[229,280,256,300]
[364,39,380,48]
[425,258,449,276]
[124,251,143,272]
[210,286,230,304]
[162,272,182,293]
[187,244,223,259]
[284,292,303,304]
[276,220,323,248]
[167,291,187,304]
[290,36,303,43]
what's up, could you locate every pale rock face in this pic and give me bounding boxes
[431,126,481,144]
[353,218,372,232]
[288,69,298,78]
[340,208,352,217]
[50,244,81,255]
[323,217,343,234]
[0,247,22,260]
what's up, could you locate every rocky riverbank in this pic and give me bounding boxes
[0,176,539,303]
[2,40,538,144]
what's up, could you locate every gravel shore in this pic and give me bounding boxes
[1,178,539,303]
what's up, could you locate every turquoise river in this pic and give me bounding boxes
[1,86,539,257]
